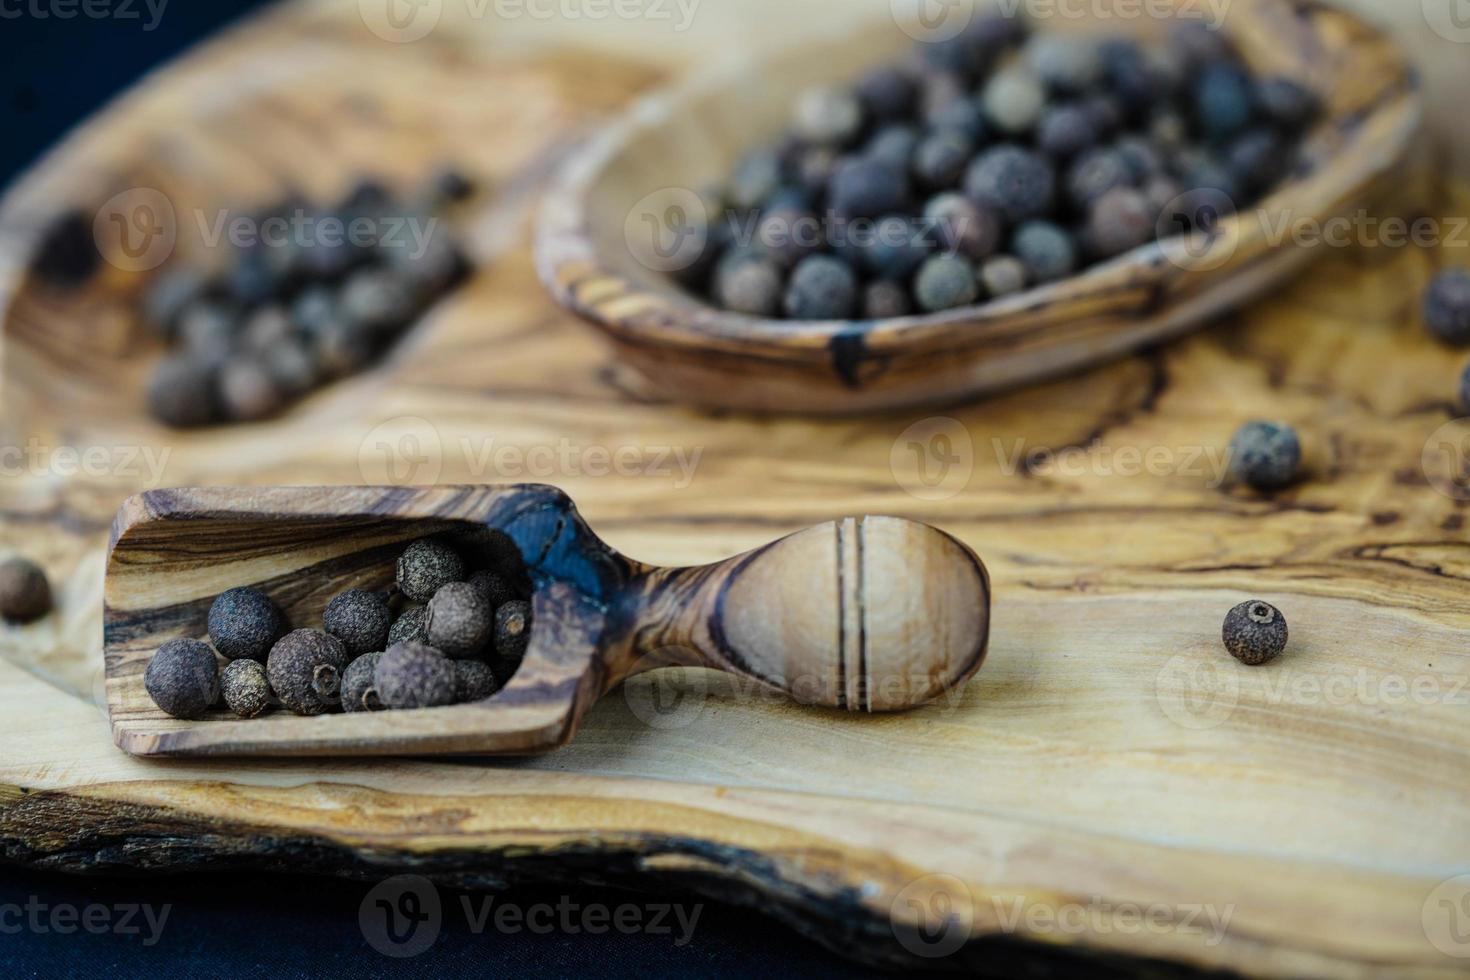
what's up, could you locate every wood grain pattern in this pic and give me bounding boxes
[103,486,989,755]
[535,0,1423,413]
[1,1,1469,976]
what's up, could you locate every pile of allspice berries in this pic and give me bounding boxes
[684,15,1318,320]
[143,170,472,428]
[144,529,532,720]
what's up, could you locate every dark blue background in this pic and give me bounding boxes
[0,4,874,975]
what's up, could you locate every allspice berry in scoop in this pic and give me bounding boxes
[0,556,52,623]
[221,659,271,718]
[208,586,286,662]
[493,599,532,673]
[396,538,465,603]
[454,660,499,704]
[1223,601,1288,666]
[375,641,458,710]
[342,652,385,713]
[426,581,493,659]
[467,569,519,610]
[145,638,221,720]
[388,605,429,646]
[267,629,348,716]
[323,588,391,657]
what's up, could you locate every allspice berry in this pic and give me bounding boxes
[374,641,458,710]
[322,588,391,657]
[425,581,493,659]
[221,659,272,718]
[1424,269,1470,346]
[207,586,285,662]
[454,660,499,704]
[267,629,348,716]
[396,538,465,603]
[1223,600,1288,666]
[1228,421,1302,492]
[342,652,385,713]
[467,569,519,610]
[145,638,221,720]
[493,599,532,672]
[0,556,52,623]
[387,605,429,646]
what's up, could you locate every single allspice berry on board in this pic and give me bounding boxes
[1424,269,1470,346]
[1222,600,1288,666]
[1228,421,1302,492]
[145,638,221,720]
[425,581,494,659]
[221,659,272,719]
[397,537,466,603]
[342,652,385,713]
[375,641,458,710]
[322,588,392,657]
[0,556,52,623]
[267,629,348,716]
[208,586,286,662]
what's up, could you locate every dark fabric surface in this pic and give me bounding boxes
[0,864,881,977]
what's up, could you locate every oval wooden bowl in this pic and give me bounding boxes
[535,0,1422,414]
[103,485,990,757]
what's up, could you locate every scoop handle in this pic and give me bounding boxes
[617,517,990,712]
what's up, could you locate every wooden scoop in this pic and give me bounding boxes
[104,486,990,757]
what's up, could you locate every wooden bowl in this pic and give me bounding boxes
[535,0,1421,414]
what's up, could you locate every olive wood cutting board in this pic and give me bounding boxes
[1,2,1469,976]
